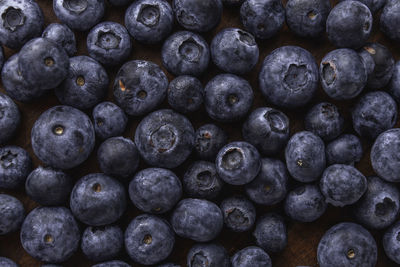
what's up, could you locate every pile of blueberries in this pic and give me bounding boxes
[1,0,400,266]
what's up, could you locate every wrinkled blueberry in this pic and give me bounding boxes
[231,246,272,267]
[0,194,24,235]
[187,243,230,267]
[167,75,204,114]
[92,102,128,140]
[194,124,228,161]
[0,93,20,144]
[0,146,32,189]
[383,221,400,264]
[42,23,77,56]
[253,213,287,253]
[380,0,400,42]
[220,196,256,232]
[326,134,363,165]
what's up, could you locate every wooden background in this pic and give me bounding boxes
[0,0,399,266]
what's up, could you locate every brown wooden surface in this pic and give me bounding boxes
[0,0,399,266]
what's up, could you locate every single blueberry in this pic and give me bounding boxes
[231,246,272,267]
[42,23,77,56]
[168,75,204,113]
[220,196,256,232]
[92,261,131,267]
[253,213,287,253]
[388,61,400,103]
[383,221,400,264]
[194,124,228,161]
[326,134,363,166]
[0,146,32,189]
[92,102,128,140]
[380,0,400,42]
[0,194,25,235]
[0,257,18,267]
[0,93,20,144]
[187,243,230,267]
[339,0,386,13]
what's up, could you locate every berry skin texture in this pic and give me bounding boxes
[285,131,326,183]
[42,23,77,56]
[92,261,131,267]
[388,61,400,103]
[20,207,80,263]
[326,134,363,166]
[125,214,175,265]
[317,222,377,267]
[194,124,228,161]
[125,0,174,44]
[0,257,18,267]
[326,1,372,49]
[216,141,261,185]
[31,105,95,170]
[167,75,204,114]
[259,46,319,108]
[231,246,272,267]
[0,93,20,144]
[205,74,254,122]
[170,198,223,242]
[320,48,367,100]
[187,243,230,267]
[0,194,25,235]
[70,173,127,226]
[253,213,287,253]
[92,102,128,140]
[383,221,400,264]
[380,0,400,42]
[339,0,385,13]
[113,60,168,116]
[135,109,195,168]
[0,146,32,189]
[157,264,180,267]
[211,28,259,75]
[220,196,256,232]
[320,164,367,207]
[0,46,3,70]
[129,168,182,214]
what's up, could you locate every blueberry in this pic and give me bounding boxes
[253,213,287,253]
[18,38,69,90]
[183,161,224,200]
[388,61,400,103]
[326,134,363,165]
[317,222,377,267]
[125,0,174,44]
[0,93,20,144]
[157,264,180,267]
[211,28,259,75]
[194,124,228,161]
[81,225,124,262]
[92,102,128,140]
[70,173,126,226]
[0,146,32,189]
[240,0,285,39]
[286,0,331,38]
[383,221,400,264]
[97,137,140,179]
[173,0,223,32]
[380,0,400,42]
[20,207,80,263]
[231,246,272,267]
[245,158,289,205]
[320,48,367,100]
[326,1,372,49]
[162,31,210,77]
[168,75,204,114]
[0,194,25,235]
[25,166,73,206]
[31,105,95,170]
[53,0,105,31]
[354,176,400,229]
[92,261,131,267]
[216,141,261,185]
[0,257,18,267]
[113,60,168,116]
[0,0,44,49]
[135,109,195,168]
[170,198,223,242]
[205,74,254,122]
[259,46,318,108]
[340,0,386,13]
[0,46,3,70]
[220,196,256,232]
[304,102,344,141]
[109,0,133,5]
[87,22,132,67]
[320,164,367,207]
[285,131,326,182]
[222,0,244,5]
[187,243,230,267]
[129,168,182,214]
[55,56,109,110]
[42,23,77,56]
[125,214,175,265]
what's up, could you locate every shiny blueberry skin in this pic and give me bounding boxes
[187,243,230,267]
[81,225,124,262]
[0,146,32,189]
[168,75,204,113]
[170,198,223,242]
[194,124,228,161]
[0,194,25,235]
[383,221,400,264]
[240,0,285,39]
[125,0,173,44]
[162,31,210,77]
[320,48,367,100]
[381,0,400,42]
[305,102,344,141]
[231,246,272,267]
[42,23,77,56]
[320,164,367,207]
[388,61,400,103]
[326,1,372,49]
[205,74,254,122]
[135,109,195,168]
[70,173,127,226]
[0,0,44,49]
[253,213,287,253]
[92,261,131,267]
[25,166,72,206]
[216,141,261,185]
[125,214,175,265]
[220,196,256,232]
[31,105,95,170]
[56,56,108,110]
[211,28,259,75]
[97,137,140,179]
[113,60,168,116]
[92,102,128,140]
[317,222,377,267]
[0,257,18,267]
[259,46,318,108]
[53,0,105,31]
[20,207,80,263]
[285,131,326,182]
[326,134,363,166]
[173,0,223,32]
[0,93,20,144]
[129,168,182,214]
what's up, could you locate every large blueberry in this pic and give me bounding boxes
[42,23,77,56]
[0,194,25,235]
[326,134,363,166]
[253,213,287,253]
[0,93,20,144]
[167,75,204,114]
[92,102,128,140]
[388,61,400,103]
[187,243,230,267]
[383,221,400,264]
[220,196,256,232]
[380,0,400,42]
[92,261,130,267]
[0,146,32,189]
[194,124,228,161]
[231,246,272,267]
[0,257,18,267]
[340,0,386,13]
